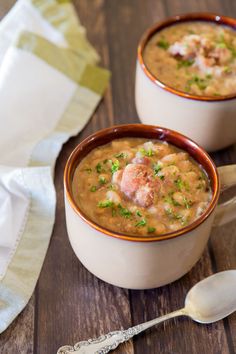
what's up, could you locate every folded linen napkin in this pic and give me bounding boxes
[0,32,108,167]
[30,0,100,64]
[0,0,66,65]
[0,166,56,333]
[0,0,109,333]
[0,0,99,65]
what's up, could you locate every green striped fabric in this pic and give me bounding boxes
[16,31,110,95]
[30,0,99,65]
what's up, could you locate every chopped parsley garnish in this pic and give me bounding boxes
[229,46,236,58]
[198,170,207,181]
[165,208,174,217]
[135,219,147,227]
[159,175,165,180]
[115,152,128,159]
[108,184,116,190]
[181,218,189,227]
[157,39,169,50]
[139,148,154,157]
[118,204,132,218]
[153,163,162,176]
[136,210,142,217]
[185,75,208,92]
[90,186,97,192]
[216,40,227,49]
[177,59,194,69]
[174,177,190,192]
[169,208,181,218]
[148,227,156,233]
[165,208,182,220]
[174,177,184,190]
[111,160,120,174]
[103,159,108,164]
[216,34,236,58]
[183,196,192,209]
[98,200,114,208]
[146,149,154,156]
[165,193,181,207]
[84,168,92,174]
[184,180,190,192]
[164,195,173,205]
[224,66,231,73]
[96,163,102,173]
[99,176,107,185]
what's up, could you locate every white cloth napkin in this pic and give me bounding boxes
[0,167,30,278]
[0,0,109,333]
[0,0,67,65]
[0,165,56,333]
[0,46,78,167]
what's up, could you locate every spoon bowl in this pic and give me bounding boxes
[185,270,236,324]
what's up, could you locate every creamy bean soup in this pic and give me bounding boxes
[72,138,212,236]
[143,21,236,96]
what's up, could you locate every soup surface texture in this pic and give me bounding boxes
[72,138,212,237]
[143,21,236,96]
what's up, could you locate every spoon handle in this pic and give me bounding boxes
[57,308,186,354]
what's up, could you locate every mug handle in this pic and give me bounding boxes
[213,165,236,227]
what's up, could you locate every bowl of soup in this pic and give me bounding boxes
[64,124,236,289]
[135,13,236,152]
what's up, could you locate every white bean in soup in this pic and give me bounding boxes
[143,21,236,96]
[72,138,212,237]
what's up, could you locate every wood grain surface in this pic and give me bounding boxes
[0,1,236,353]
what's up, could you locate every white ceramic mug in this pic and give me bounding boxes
[135,13,236,152]
[64,125,236,289]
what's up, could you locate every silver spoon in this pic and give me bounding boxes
[57,270,236,354]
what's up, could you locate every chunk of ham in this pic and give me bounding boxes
[169,34,232,77]
[169,34,212,60]
[120,163,157,208]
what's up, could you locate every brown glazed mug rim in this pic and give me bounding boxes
[64,124,220,242]
[137,12,236,102]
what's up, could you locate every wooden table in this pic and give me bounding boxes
[1,1,236,353]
